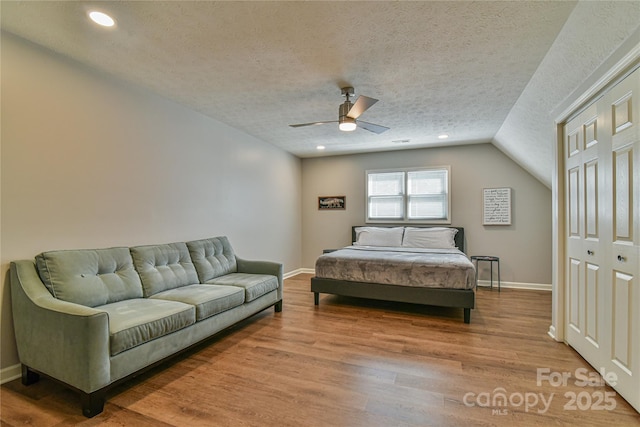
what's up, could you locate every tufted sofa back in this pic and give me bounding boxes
[130,242,199,297]
[34,237,243,305]
[35,247,143,307]
[186,236,237,283]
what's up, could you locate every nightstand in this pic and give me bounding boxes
[471,255,500,292]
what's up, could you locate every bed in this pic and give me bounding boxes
[311,225,476,323]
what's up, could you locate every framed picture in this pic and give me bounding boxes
[318,196,346,210]
[483,188,511,225]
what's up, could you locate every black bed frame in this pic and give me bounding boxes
[311,225,475,323]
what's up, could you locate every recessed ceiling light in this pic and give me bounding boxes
[89,11,115,27]
[438,134,449,139]
[317,145,326,150]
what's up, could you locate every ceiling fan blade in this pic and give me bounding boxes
[347,95,378,119]
[289,120,337,128]
[358,120,390,134]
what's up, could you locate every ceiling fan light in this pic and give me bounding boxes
[339,117,357,132]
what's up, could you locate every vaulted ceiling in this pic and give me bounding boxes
[2,1,639,187]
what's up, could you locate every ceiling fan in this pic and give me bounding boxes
[289,87,389,134]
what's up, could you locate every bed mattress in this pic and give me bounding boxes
[315,246,476,290]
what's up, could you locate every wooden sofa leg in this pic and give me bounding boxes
[464,308,471,324]
[21,365,40,386]
[314,292,319,305]
[274,300,283,312]
[81,390,106,418]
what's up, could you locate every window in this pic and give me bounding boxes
[366,166,450,223]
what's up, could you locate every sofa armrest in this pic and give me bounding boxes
[235,258,283,302]
[10,261,111,393]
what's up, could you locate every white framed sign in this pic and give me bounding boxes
[483,188,512,225]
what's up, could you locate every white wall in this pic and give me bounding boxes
[0,35,302,373]
[302,143,552,285]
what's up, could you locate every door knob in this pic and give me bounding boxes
[618,255,626,262]
[587,250,594,255]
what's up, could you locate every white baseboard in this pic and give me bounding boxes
[284,268,314,278]
[284,268,315,279]
[476,279,551,291]
[1,364,21,385]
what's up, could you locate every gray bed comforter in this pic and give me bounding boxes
[315,246,476,290]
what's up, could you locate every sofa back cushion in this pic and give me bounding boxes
[186,236,237,283]
[35,247,143,307]
[130,242,199,297]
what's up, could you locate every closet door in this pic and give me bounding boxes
[564,102,606,368]
[564,67,639,412]
[604,68,639,409]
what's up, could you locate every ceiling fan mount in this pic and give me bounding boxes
[338,87,356,131]
[340,86,355,98]
[289,86,389,134]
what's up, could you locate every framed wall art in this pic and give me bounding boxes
[482,188,511,225]
[318,196,346,210]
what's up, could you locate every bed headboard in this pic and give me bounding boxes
[351,225,465,253]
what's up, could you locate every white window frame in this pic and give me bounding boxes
[365,166,451,224]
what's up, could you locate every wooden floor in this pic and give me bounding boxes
[2,273,639,426]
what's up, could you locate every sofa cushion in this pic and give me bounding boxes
[185,237,237,283]
[206,273,278,302]
[97,298,195,356]
[35,247,143,307]
[150,284,245,321]
[130,242,199,297]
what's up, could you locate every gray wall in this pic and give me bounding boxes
[302,144,552,285]
[0,33,552,376]
[0,35,302,372]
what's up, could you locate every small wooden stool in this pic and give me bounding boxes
[471,255,500,291]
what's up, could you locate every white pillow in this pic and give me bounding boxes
[401,227,458,249]
[354,227,404,247]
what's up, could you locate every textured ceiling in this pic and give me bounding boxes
[2,1,638,187]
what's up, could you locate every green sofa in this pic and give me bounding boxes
[9,236,283,417]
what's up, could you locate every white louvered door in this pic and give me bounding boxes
[564,67,639,412]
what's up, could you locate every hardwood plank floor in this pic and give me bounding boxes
[2,273,639,426]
